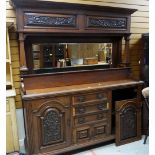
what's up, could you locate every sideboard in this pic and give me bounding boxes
[10,0,143,154]
[21,68,143,155]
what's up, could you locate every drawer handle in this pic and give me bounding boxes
[78,96,85,102]
[96,114,104,120]
[97,103,105,110]
[78,117,85,124]
[96,93,104,99]
[77,106,86,114]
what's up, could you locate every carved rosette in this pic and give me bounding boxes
[87,17,127,29]
[41,109,62,145]
[25,14,76,27]
[120,106,137,140]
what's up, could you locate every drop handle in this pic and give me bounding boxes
[78,117,85,124]
[96,93,104,99]
[77,106,86,114]
[97,103,105,110]
[78,96,85,102]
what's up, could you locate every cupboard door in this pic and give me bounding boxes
[115,98,141,145]
[31,99,71,154]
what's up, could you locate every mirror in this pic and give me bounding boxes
[32,43,112,69]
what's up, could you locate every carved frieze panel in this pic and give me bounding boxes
[24,13,76,27]
[120,106,137,140]
[41,108,63,146]
[87,16,127,29]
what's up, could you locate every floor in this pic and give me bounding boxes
[7,136,149,155]
[73,136,149,155]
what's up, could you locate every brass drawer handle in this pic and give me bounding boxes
[96,93,104,99]
[78,117,85,124]
[96,114,104,120]
[97,103,105,110]
[77,96,85,102]
[77,106,86,114]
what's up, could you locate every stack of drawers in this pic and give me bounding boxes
[72,90,112,143]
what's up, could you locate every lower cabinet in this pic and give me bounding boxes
[23,88,142,154]
[115,98,141,145]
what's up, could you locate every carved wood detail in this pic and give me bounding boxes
[41,108,63,146]
[77,129,89,139]
[24,13,76,27]
[94,125,106,135]
[87,17,127,29]
[120,106,137,140]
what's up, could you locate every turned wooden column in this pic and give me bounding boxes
[19,33,28,72]
[124,34,131,67]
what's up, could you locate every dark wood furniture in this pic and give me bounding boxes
[11,0,144,154]
[21,68,143,154]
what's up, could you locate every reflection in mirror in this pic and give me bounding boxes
[32,43,112,69]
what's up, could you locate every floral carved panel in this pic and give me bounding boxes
[41,108,63,146]
[24,13,76,27]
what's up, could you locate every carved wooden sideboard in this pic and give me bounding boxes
[11,0,143,154]
[21,68,143,154]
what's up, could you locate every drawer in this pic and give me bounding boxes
[6,99,10,112]
[74,122,110,143]
[93,122,110,138]
[74,126,91,143]
[72,91,109,104]
[74,111,108,127]
[74,99,109,115]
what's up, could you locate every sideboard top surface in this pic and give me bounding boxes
[23,79,143,100]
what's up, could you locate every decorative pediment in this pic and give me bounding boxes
[11,0,136,34]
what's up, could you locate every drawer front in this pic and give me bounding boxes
[6,99,10,112]
[74,122,111,143]
[93,122,110,138]
[72,91,109,104]
[74,112,108,127]
[74,99,109,115]
[74,126,91,143]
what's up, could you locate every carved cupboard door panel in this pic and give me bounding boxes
[32,98,71,154]
[115,98,141,146]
